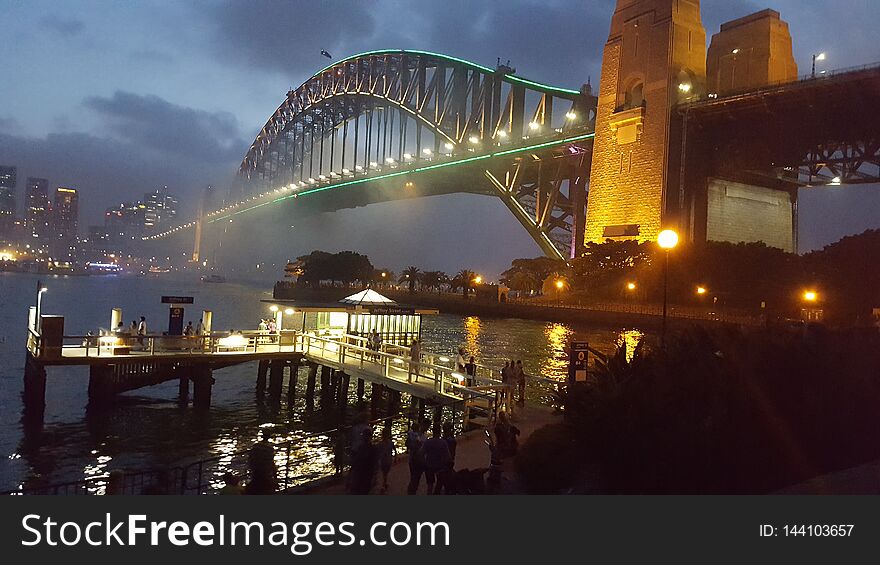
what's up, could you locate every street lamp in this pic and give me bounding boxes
[473,276,482,285]
[35,281,48,333]
[696,286,707,296]
[555,279,565,303]
[803,290,818,302]
[627,282,637,291]
[657,229,679,348]
[811,52,826,78]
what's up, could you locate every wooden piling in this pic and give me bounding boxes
[320,365,332,400]
[87,365,115,406]
[192,367,214,409]
[337,372,350,405]
[256,359,269,395]
[268,360,284,398]
[178,371,189,402]
[287,359,300,402]
[305,363,318,406]
[23,353,47,426]
[356,378,365,400]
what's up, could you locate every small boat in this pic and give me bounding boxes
[201,274,227,283]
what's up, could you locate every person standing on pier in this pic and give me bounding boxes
[137,316,147,347]
[455,348,467,373]
[465,356,477,387]
[184,321,195,336]
[409,338,421,382]
[377,428,395,493]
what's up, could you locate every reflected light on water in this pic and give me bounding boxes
[617,329,644,362]
[463,316,482,359]
[540,322,573,379]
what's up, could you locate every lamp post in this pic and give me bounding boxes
[811,52,826,78]
[35,281,48,333]
[555,279,564,304]
[657,229,679,348]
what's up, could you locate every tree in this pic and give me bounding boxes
[296,250,374,287]
[420,270,448,293]
[399,266,420,293]
[501,257,566,292]
[452,269,476,299]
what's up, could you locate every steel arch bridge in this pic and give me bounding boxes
[147,50,597,260]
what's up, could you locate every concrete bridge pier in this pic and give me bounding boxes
[256,360,270,396]
[192,367,213,409]
[22,353,47,427]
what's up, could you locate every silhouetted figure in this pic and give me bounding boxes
[245,431,278,494]
[406,422,426,494]
[349,429,377,494]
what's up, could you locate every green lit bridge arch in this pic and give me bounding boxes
[147,49,597,259]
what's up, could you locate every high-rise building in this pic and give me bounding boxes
[105,200,146,252]
[143,186,178,232]
[52,187,79,259]
[25,177,51,246]
[0,166,17,241]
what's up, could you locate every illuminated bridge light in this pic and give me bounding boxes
[444,142,454,151]
[468,135,480,144]
[144,131,596,237]
[528,121,540,131]
[565,111,577,120]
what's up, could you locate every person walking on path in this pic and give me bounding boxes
[377,428,395,493]
[348,429,377,495]
[438,421,457,494]
[406,422,426,494]
[421,423,452,495]
[137,316,147,348]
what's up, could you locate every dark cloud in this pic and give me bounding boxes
[40,14,85,36]
[206,0,377,78]
[84,91,246,163]
[205,0,610,90]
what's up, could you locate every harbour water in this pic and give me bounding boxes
[0,272,645,491]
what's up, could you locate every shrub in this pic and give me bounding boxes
[515,423,579,494]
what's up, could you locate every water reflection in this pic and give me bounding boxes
[617,329,645,362]
[463,316,482,359]
[540,323,573,379]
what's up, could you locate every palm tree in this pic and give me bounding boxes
[420,271,449,293]
[399,266,420,293]
[454,269,476,299]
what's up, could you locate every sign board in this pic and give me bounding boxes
[161,296,194,304]
[168,306,185,335]
[569,341,589,383]
[368,306,416,315]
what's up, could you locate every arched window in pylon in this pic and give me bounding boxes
[623,80,645,110]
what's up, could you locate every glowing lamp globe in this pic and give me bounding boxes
[657,229,679,250]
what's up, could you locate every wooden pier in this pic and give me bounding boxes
[23,322,506,427]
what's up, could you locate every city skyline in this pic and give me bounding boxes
[1,0,879,276]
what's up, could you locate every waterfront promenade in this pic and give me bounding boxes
[303,403,561,495]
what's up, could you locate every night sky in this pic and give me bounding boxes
[2,0,878,277]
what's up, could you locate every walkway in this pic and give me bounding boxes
[303,403,561,495]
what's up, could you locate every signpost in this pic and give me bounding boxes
[569,341,589,385]
[162,296,193,335]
